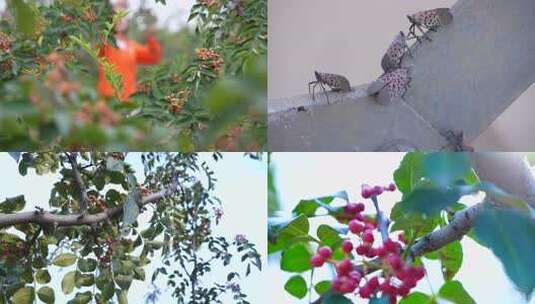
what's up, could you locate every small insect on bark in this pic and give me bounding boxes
[367,68,411,104]
[381,31,411,73]
[440,129,474,151]
[308,71,351,104]
[407,8,453,42]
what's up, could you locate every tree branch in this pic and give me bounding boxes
[0,186,176,229]
[66,152,89,214]
[409,202,485,258]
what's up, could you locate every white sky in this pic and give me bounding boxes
[268,153,533,304]
[0,153,267,304]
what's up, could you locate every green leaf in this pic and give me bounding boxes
[123,174,141,225]
[438,280,475,304]
[292,192,347,217]
[62,271,76,295]
[474,206,535,296]
[133,267,145,281]
[75,273,94,287]
[77,258,97,272]
[35,269,51,284]
[423,153,470,188]
[314,281,331,295]
[284,275,307,299]
[0,195,26,213]
[268,215,311,254]
[280,243,312,273]
[68,291,92,304]
[115,274,133,290]
[394,152,425,194]
[398,182,460,216]
[11,287,34,304]
[317,225,343,249]
[9,0,37,36]
[399,292,435,304]
[52,253,77,267]
[321,291,352,304]
[425,241,463,281]
[117,290,128,304]
[106,156,124,173]
[37,287,55,304]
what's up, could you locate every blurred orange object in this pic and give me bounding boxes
[97,36,162,101]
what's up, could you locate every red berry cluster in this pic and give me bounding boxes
[310,183,425,303]
[361,183,396,199]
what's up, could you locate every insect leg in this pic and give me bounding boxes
[319,82,329,104]
[417,24,432,41]
[308,81,317,97]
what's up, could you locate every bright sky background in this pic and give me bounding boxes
[0,152,267,303]
[268,153,533,304]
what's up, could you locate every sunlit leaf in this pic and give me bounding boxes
[284,275,307,299]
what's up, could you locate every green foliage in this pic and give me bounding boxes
[284,275,307,299]
[425,241,463,281]
[438,280,475,304]
[474,205,535,296]
[0,152,261,304]
[399,292,435,304]
[0,0,266,150]
[280,243,312,273]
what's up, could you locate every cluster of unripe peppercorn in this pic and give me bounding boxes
[310,183,425,303]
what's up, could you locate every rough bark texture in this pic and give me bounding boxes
[268,0,535,151]
[0,187,174,228]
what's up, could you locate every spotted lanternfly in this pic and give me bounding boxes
[407,8,453,42]
[308,71,351,103]
[440,130,474,151]
[381,31,411,73]
[367,68,411,104]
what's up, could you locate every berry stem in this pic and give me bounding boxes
[371,196,389,242]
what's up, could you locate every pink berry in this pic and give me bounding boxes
[338,276,357,293]
[397,285,410,297]
[373,185,383,196]
[362,232,374,243]
[348,270,362,283]
[361,184,373,199]
[342,240,353,253]
[380,281,395,294]
[336,259,353,276]
[376,246,387,258]
[365,247,378,258]
[388,183,396,191]
[348,220,364,234]
[383,239,399,253]
[367,276,380,290]
[310,255,325,268]
[345,203,359,214]
[387,254,403,271]
[317,246,332,259]
[356,244,370,256]
[359,285,372,298]
[354,213,365,221]
[355,203,365,212]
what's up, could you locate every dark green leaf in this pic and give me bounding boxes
[423,153,470,188]
[438,280,475,304]
[11,287,34,304]
[317,224,343,249]
[77,258,97,272]
[425,241,462,281]
[280,243,312,273]
[52,253,77,267]
[284,275,307,299]
[398,182,460,216]
[321,291,352,304]
[0,195,26,213]
[394,152,425,194]
[474,206,535,296]
[37,287,54,304]
[399,292,435,304]
[314,281,331,295]
[35,269,51,284]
